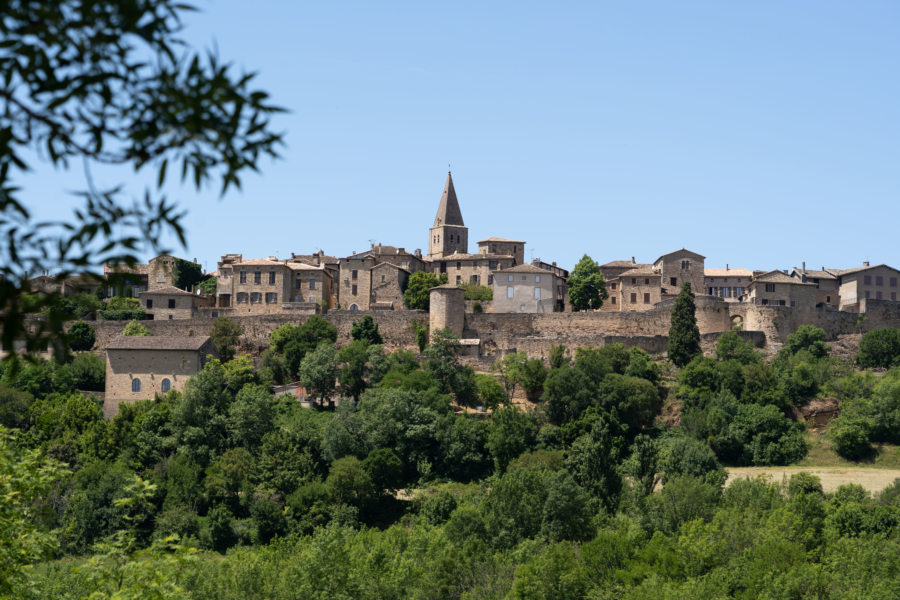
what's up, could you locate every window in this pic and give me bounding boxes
[644,278,649,284]
[132,378,141,393]
[520,304,526,312]
[240,271,246,283]
[826,295,831,303]
[611,296,617,304]
[161,378,171,393]
[736,287,742,296]
[266,292,278,303]
[877,291,883,300]
[892,278,898,287]
[630,293,637,304]
[352,285,358,295]
[350,304,358,311]
[168,314,173,320]
[507,287,514,299]
[352,270,358,279]
[765,283,775,292]
[237,292,249,303]
[876,276,884,286]
[865,290,871,299]
[456,262,461,270]
[535,275,541,283]
[455,275,461,284]
[440,262,447,273]
[631,278,636,284]
[864,275,872,285]
[643,293,650,304]
[470,275,478,284]
[488,275,493,285]
[490,261,497,270]
[723,278,728,283]
[779,300,786,306]
[611,283,617,290]
[266,271,274,284]
[508,275,514,282]
[893,292,897,301]
[521,275,527,281]
[381,274,385,282]
[168,299,175,309]
[254,271,261,284]
[762,299,769,305]
[250,292,262,303]
[534,287,541,299]
[310,280,316,290]
[681,260,690,270]
[790,301,796,307]
[146,299,153,308]
[670,277,677,287]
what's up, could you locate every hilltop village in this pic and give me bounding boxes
[29,173,900,417]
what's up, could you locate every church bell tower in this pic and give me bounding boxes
[428,171,468,258]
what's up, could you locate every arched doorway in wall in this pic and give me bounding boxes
[731,315,743,331]
[349,304,358,311]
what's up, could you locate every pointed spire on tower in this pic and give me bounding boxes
[433,171,464,227]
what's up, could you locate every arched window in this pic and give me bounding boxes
[161,378,171,393]
[132,378,141,393]
[350,304,359,311]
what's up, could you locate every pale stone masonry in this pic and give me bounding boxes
[103,254,198,297]
[830,263,900,310]
[491,263,559,313]
[104,335,214,417]
[215,255,333,315]
[743,270,816,307]
[653,249,706,299]
[611,266,662,312]
[139,285,214,320]
[790,265,840,307]
[428,172,468,258]
[704,267,753,302]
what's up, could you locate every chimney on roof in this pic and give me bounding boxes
[397,247,404,254]
[802,261,806,274]
[552,261,557,266]
[864,261,870,267]
[414,249,422,258]
[631,257,635,263]
[726,264,729,271]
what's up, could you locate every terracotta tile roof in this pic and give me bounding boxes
[478,237,525,243]
[705,268,753,277]
[139,285,195,296]
[231,258,283,267]
[601,260,640,268]
[617,267,660,278]
[790,268,837,280]
[106,336,211,351]
[286,262,326,271]
[828,264,900,277]
[494,263,553,275]
[752,270,815,285]
[423,253,514,261]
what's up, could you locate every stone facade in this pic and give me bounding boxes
[216,255,333,314]
[832,264,900,310]
[429,172,468,258]
[427,253,516,287]
[612,268,662,311]
[103,254,196,297]
[790,266,839,307]
[430,284,466,336]
[744,270,817,307]
[653,249,706,297]
[104,336,214,417]
[478,238,525,264]
[139,286,214,320]
[492,263,559,313]
[704,267,752,302]
[370,262,410,309]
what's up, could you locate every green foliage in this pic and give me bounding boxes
[67,321,96,351]
[548,344,569,369]
[68,352,105,391]
[487,406,539,472]
[338,340,371,401]
[475,374,506,410]
[413,321,429,353]
[299,343,338,405]
[403,271,448,310]
[122,319,151,337]
[350,315,383,345]
[715,330,761,364]
[566,416,623,512]
[270,316,338,380]
[210,317,242,362]
[100,297,147,321]
[172,258,203,291]
[857,328,900,369]
[567,254,608,311]
[782,324,830,358]
[624,346,660,383]
[668,282,701,367]
[58,293,104,320]
[518,358,547,401]
[0,427,69,595]
[458,282,493,301]
[199,276,218,295]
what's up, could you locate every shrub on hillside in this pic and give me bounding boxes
[857,328,900,369]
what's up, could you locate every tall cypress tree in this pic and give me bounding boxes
[668,282,701,367]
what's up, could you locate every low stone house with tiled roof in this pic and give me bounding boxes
[104,335,215,418]
[139,285,214,320]
[477,237,525,264]
[790,264,840,307]
[743,270,816,307]
[828,263,900,310]
[609,266,662,312]
[492,263,560,313]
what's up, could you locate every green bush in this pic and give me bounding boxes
[67,321,96,351]
[457,282,492,301]
[122,320,151,336]
[857,328,900,369]
[829,419,873,461]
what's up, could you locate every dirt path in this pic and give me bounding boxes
[726,467,900,493]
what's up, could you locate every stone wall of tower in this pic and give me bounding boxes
[429,225,468,257]
[430,287,466,337]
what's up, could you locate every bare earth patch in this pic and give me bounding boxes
[726,466,900,493]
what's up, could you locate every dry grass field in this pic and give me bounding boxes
[726,466,900,493]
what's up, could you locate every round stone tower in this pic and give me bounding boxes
[429,284,465,337]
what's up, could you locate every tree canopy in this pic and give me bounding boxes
[668,282,701,367]
[567,255,608,311]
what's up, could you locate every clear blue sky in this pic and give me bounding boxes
[23,1,900,274]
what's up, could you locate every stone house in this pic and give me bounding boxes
[337,244,424,310]
[139,285,214,320]
[743,270,816,307]
[531,259,569,311]
[103,254,195,297]
[653,249,706,298]
[790,264,840,307]
[830,263,900,310]
[104,335,214,417]
[610,266,662,312]
[428,252,516,288]
[428,172,469,259]
[492,263,559,313]
[477,238,525,265]
[215,255,333,314]
[704,267,753,302]
[599,258,642,282]
[370,262,411,310]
